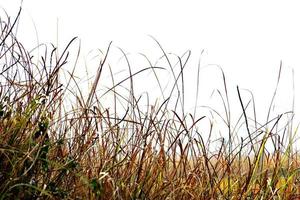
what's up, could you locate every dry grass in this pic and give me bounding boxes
[0,7,300,200]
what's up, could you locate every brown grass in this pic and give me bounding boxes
[0,7,300,200]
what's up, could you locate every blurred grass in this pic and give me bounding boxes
[0,7,300,200]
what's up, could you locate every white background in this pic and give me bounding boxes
[1,0,300,134]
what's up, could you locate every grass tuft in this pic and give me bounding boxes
[0,7,299,200]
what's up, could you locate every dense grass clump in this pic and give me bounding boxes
[1,8,300,200]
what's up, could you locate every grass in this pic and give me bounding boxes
[1,7,300,200]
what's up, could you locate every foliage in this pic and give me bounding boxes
[0,7,299,200]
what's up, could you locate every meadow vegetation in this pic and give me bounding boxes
[0,8,300,200]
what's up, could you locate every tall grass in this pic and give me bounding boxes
[0,7,300,200]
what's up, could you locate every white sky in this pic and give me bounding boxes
[1,0,300,131]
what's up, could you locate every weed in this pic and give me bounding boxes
[0,7,299,200]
